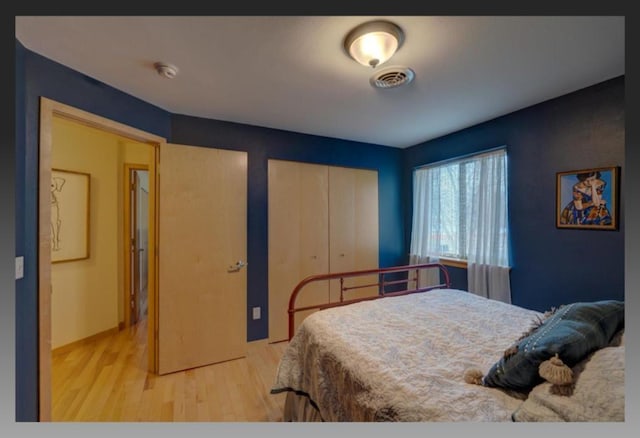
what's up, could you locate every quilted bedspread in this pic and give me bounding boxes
[271,288,542,421]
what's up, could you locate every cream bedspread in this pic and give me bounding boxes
[271,288,542,421]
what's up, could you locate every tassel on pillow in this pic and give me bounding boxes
[463,368,485,385]
[538,353,574,396]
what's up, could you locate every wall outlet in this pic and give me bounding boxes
[252,306,261,320]
[15,256,24,280]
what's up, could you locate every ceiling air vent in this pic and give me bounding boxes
[370,66,415,89]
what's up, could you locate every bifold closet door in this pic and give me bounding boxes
[329,166,379,302]
[268,160,329,343]
[158,143,247,374]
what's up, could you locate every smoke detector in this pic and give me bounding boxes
[370,66,415,89]
[154,62,179,79]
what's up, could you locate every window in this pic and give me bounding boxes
[410,148,510,267]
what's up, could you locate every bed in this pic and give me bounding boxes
[270,263,625,422]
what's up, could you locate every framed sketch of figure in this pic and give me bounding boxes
[556,166,619,230]
[51,168,91,262]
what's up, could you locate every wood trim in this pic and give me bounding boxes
[51,326,120,357]
[438,258,513,271]
[148,146,159,374]
[41,97,166,145]
[123,164,149,329]
[38,97,165,421]
[38,97,53,422]
[123,165,132,330]
[439,257,468,269]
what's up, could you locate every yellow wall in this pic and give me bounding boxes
[51,116,151,349]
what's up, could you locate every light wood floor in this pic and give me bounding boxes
[51,318,289,421]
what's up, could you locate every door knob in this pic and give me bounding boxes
[227,260,248,273]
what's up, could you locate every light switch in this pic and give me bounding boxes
[252,306,261,320]
[16,256,24,280]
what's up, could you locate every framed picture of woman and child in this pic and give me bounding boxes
[556,166,619,230]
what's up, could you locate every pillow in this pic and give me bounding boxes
[512,345,625,422]
[482,300,624,391]
[609,329,625,347]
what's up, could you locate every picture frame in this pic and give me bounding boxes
[51,168,91,262]
[556,166,619,230]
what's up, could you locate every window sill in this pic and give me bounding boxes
[439,258,468,269]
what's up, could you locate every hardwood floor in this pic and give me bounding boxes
[51,318,289,421]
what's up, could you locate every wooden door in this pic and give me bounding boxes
[268,160,329,342]
[329,166,379,302]
[158,143,247,374]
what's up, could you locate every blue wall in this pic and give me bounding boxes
[14,40,33,424]
[404,76,625,312]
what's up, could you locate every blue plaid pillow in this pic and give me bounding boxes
[483,300,624,391]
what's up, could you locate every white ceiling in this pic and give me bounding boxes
[15,16,625,148]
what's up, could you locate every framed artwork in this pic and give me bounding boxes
[51,168,91,262]
[556,166,619,230]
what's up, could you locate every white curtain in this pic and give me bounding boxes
[410,148,511,303]
[408,254,441,289]
[409,168,444,290]
[467,263,511,303]
[410,163,457,258]
[465,150,511,303]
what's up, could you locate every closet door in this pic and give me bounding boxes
[268,160,329,343]
[158,143,247,374]
[329,166,379,302]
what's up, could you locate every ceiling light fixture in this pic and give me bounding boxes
[343,20,404,68]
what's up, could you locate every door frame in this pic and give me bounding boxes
[38,97,164,420]
[123,164,149,328]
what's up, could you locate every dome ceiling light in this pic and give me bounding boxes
[343,20,405,68]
